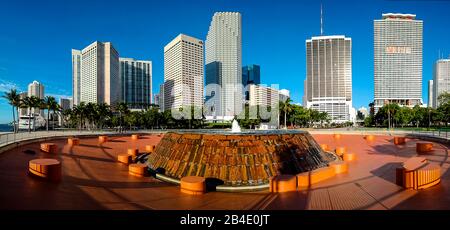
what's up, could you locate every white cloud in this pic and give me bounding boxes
[0,79,22,93]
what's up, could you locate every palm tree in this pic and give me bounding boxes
[2,89,21,133]
[116,102,129,133]
[73,102,86,130]
[96,103,111,130]
[21,96,40,132]
[280,98,293,129]
[43,96,58,131]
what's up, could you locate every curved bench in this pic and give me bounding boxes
[333,134,342,140]
[269,175,297,193]
[127,148,140,157]
[180,176,206,195]
[29,158,61,182]
[329,161,348,174]
[40,143,58,153]
[67,138,80,146]
[131,134,139,140]
[297,166,335,188]
[129,163,148,177]
[396,157,441,190]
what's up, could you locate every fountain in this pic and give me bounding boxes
[147,128,337,188]
[231,119,241,133]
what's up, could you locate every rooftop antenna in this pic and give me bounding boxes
[320,3,324,35]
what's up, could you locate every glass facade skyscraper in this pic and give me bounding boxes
[432,59,450,108]
[119,58,152,109]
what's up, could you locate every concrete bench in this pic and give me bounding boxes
[335,147,346,157]
[394,137,406,145]
[131,134,139,140]
[129,163,148,177]
[269,175,297,193]
[117,154,132,165]
[127,148,140,157]
[29,158,61,182]
[40,143,58,153]
[180,176,206,195]
[416,142,433,153]
[297,166,335,187]
[320,144,329,151]
[343,153,356,162]
[146,145,156,153]
[333,134,342,139]
[98,136,108,144]
[364,135,375,142]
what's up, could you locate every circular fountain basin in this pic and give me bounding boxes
[147,130,337,189]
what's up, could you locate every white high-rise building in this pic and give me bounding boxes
[249,84,280,108]
[119,58,152,109]
[28,80,45,116]
[205,12,242,119]
[433,59,450,108]
[374,13,423,112]
[73,41,120,106]
[428,80,434,108]
[72,49,82,106]
[163,34,204,112]
[304,35,353,123]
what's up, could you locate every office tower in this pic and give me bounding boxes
[58,98,72,126]
[154,93,160,107]
[18,92,28,116]
[304,35,352,122]
[74,41,120,106]
[205,12,242,119]
[72,49,82,106]
[119,58,152,109]
[428,80,434,108]
[249,84,283,108]
[374,13,423,111]
[163,34,204,111]
[242,65,260,101]
[28,80,45,116]
[433,59,450,108]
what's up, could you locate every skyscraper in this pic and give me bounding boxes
[163,34,204,112]
[205,12,242,119]
[28,80,45,116]
[72,49,81,106]
[433,58,450,108]
[304,35,353,122]
[74,41,120,106]
[374,13,423,111]
[242,65,260,101]
[119,58,152,109]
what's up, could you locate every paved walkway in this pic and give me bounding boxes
[0,133,449,210]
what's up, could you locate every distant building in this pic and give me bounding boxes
[279,89,290,103]
[304,35,352,123]
[249,84,280,108]
[154,93,160,108]
[205,12,242,119]
[428,80,434,108]
[242,65,260,101]
[374,13,423,111]
[119,58,152,109]
[59,98,72,126]
[163,34,204,112]
[28,80,45,116]
[432,59,450,108]
[159,84,165,111]
[73,41,120,106]
[18,92,28,116]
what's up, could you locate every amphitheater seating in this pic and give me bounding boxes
[180,176,206,195]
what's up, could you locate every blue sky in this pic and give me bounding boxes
[0,0,449,123]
